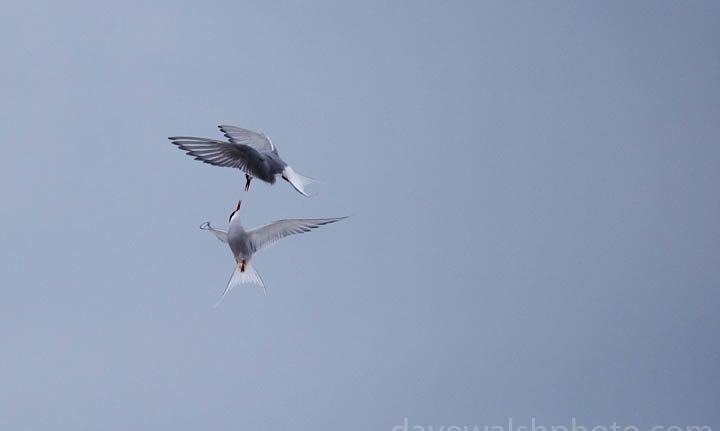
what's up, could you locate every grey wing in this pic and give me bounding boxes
[247,217,347,253]
[169,136,269,178]
[218,125,275,153]
[200,222,228,243]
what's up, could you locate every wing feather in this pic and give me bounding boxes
[218,125,275,152]
[199,222,228,243]
[169,136,268,178]
[247,217,346,253]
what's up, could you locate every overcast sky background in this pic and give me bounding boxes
[1,1,718,430]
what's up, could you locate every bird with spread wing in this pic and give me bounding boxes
[200,200,346,305]
[169,125,316,196]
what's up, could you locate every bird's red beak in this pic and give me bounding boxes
[230,200,242,222]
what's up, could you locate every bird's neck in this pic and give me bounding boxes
[229,214,245,231]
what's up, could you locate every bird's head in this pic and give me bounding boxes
[229,200,242,222]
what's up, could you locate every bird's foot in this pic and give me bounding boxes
[244,174,251,192]
[241,260,246,272]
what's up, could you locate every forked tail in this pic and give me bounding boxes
[214,261,266,307]
[282,166,318,197]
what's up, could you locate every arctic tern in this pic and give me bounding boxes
[200,200,346,305]
[169,125,316,196]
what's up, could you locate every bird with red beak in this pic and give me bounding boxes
[199,199,346,305]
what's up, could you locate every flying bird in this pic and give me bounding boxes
[200,200,346,305]
[169,125,315,196]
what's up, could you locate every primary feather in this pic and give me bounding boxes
[248,217,347,253]
[168,125,314,196]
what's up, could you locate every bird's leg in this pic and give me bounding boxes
[244,174,252,192]
[241,259,246,272]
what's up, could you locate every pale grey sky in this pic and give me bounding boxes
[1,1,718,430]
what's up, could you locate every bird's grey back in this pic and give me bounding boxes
[265,151,286,171]
[251,151,285,183]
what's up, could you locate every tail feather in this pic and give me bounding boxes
[282,166,318,197]
[214,261,265,307]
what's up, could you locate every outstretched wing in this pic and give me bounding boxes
[199,222,228,243]
[218,125,275,153]
[247,217,346,253]
[169,136,269,178]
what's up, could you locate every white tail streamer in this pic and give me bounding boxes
[214,261,266,307]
